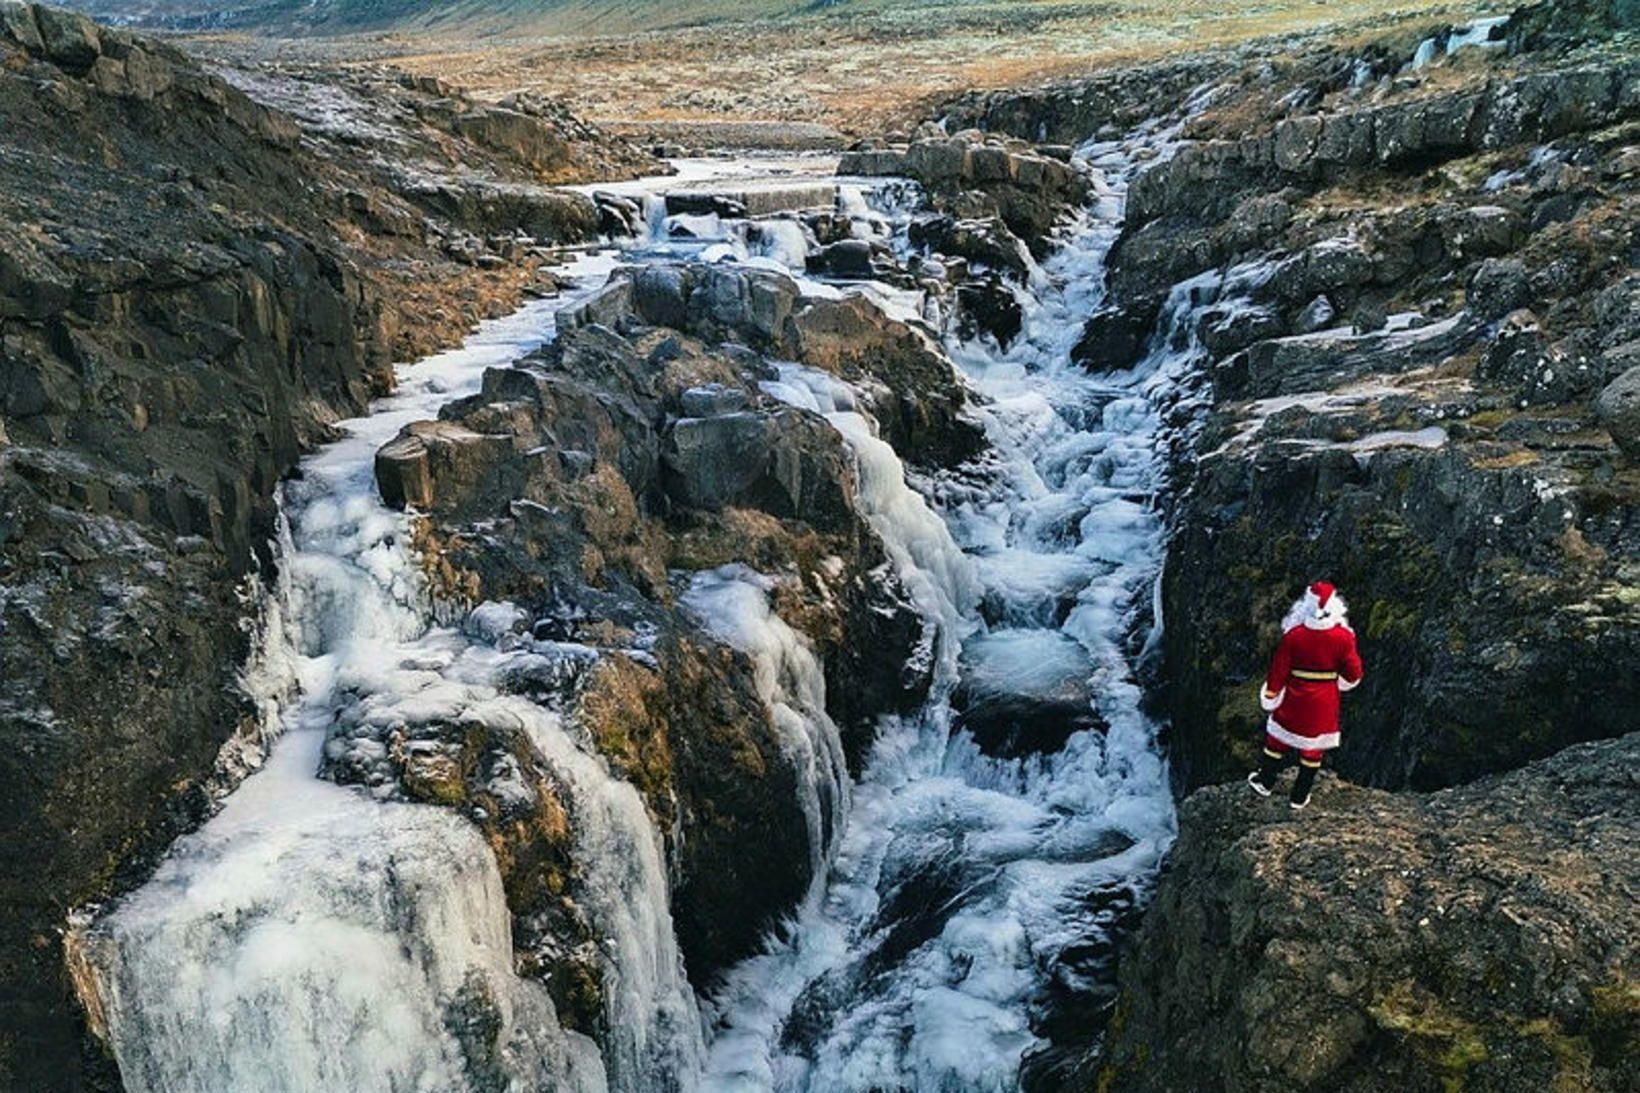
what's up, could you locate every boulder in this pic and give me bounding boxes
[955,275,1024,350]
[952,633,1104,757]
[969,144,1015,183]
[662,409,856,531]
[908,214,1032,279]
[1594,365,1640,457]
[631,265,690,329]
[1071,297,1162,372]
[806,239,876,279]
[678,383,748,418]
[1476,310,1600,405]
[375,420,518,517]
[905,138,972,183]
[789,293,986,467]
[593,191,644,238]
[0,1,42,53]
[664,192,749,219]
[1200,303,1284,356]
[1293,294,1337,334]
[1468,258,1533,320]
[1439,204,1524,259]
[32,5,99,72]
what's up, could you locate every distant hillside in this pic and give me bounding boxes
[60,0,852,36]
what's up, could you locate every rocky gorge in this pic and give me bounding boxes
[0,1,1636,1091]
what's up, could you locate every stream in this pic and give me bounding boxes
[85,122,1223,1092]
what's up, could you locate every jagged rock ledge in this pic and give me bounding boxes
[1093,733,1639,1093]
[368,260,986,1006]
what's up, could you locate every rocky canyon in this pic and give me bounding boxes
[0,2,1634,1091]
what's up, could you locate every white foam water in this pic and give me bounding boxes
[682,565,851,898]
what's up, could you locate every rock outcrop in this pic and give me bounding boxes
[560,262,987,469]
[1092,733,1639,1093]
[369,263,972,995]
[0,8,656,1089]
[841,131,1092,254]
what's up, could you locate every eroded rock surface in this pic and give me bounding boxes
[1093,734,1639,1093]
[1035,0,1640,792]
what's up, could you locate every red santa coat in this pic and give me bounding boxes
[1261,619,1364,751]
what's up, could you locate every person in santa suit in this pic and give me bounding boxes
[1248,580,1365,810]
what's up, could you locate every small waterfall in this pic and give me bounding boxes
[83,136,1244,1092]
[683,567,851,898]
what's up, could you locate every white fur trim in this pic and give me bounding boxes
[1266,719,1340,751]
[1337,675,1361,692]
[1260,685,1285,712]
[1284,589,1350,633]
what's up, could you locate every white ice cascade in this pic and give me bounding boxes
[702,120,1242,1090]
[681,565,851,901]
[83,253,706,1093]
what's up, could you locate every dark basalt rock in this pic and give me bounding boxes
[373,305,945,988]
[1595,365,1640,456]
[805,238,877,279]
[1094,735,1640,1093]
[664,409,857,531]
[840,134,1091,251]
[953,690,1105,758]
[909,213,1033,280]
[955,274,1025,350]
[1070,296,1162,372]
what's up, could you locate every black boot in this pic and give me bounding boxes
[1248,748,1284,797]
[1290,760,1321,810]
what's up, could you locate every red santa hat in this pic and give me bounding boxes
[1282,580,1350,632]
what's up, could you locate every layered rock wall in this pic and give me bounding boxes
[1077,5,1640,793]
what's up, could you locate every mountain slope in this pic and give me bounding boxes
[52,0,840,35]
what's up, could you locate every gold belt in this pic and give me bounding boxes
[1290,668,1339,682]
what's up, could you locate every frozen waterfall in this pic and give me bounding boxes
[702,127,1209,1091]
[84,255,704,1093]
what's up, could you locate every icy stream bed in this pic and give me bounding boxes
[700,128,1211,1091]
[85,129,1224,1091]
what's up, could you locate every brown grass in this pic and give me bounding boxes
[339,0,1486,135]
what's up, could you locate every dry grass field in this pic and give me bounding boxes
[375,0,1488,135]
[164,0,1501,140]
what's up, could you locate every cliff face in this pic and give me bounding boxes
[940,4,1640,1089]
[1094,733,1639,1093]
[1089,3,1639,793]
[0,7,652,1088]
